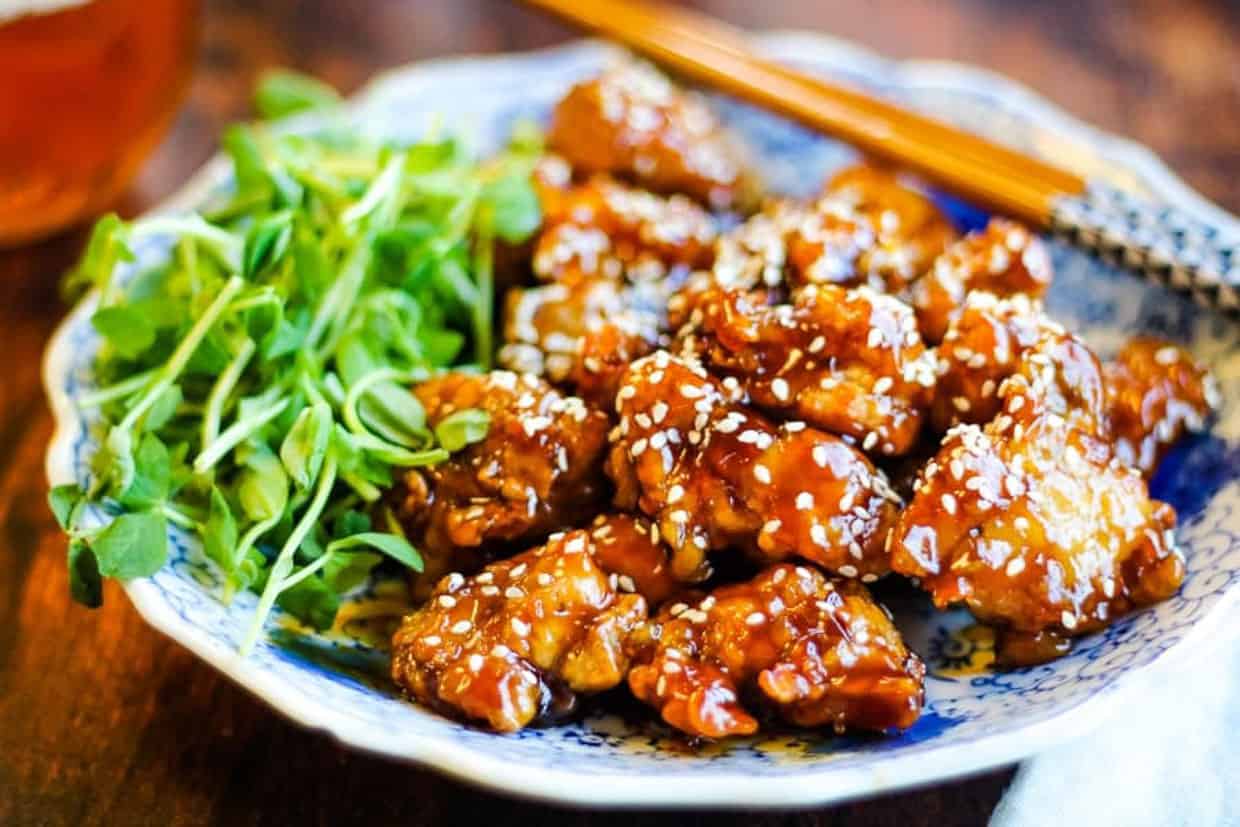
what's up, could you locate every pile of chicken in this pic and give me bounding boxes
[388,63,1221,737]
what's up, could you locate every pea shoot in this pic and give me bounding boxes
[50,73,542,654]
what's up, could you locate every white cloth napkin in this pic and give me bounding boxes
[990,628,1240,827]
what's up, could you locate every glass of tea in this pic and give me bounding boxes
[0,0,200,246]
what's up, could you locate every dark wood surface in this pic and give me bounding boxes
[2,1,1236,825]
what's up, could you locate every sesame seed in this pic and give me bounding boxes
[699,596,716,611]
[873,376,894,394]
[839,565,858,578]
[537,573,553,586]
[667,484,685,503]
[771,378,791,401]
[651,401,669,424]
[617,575,637,593]
[1060,611,1078,630]
[762,518,782,534]
[811,524,829,546]
[510,563,527,577]
[813,444,830,467]
[785,420,807,432]
[669,510,690,524]
[511,617,530,636]
[422,635,441,646]
[861,573,879,583]
[468,654,485,671]
[438,595,457,609]
[796,492,815,510]
[754,464,772,484]
[630,437,648,456]
[941,493,958,515]
[1006,557,1026,576]
[481,585,500,596]
[862,432,879,451]
[669,602,689,616]
[450,620,473,635]
[745,612,766,626]
[505,586,524,599]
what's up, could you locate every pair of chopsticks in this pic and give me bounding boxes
[521,0,1240,313]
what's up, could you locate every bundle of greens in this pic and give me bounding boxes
[49,74,543,653]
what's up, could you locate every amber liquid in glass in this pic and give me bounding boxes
[0,0,199,246]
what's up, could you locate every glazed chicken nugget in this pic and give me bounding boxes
[391,528,647,732]
[890,333,1185,665]
[548,62,759,211]
[787,166,956,293]
[531,175,717,287]
[674,282,938,456]
[627,563,925,738]
[391,372,611,593]
[498,276,663,407]
[587,512,682,606]
[1104,337,1221,476]
[907,218,1053,344]
[607,352,901,583]
[930,292,1060,432]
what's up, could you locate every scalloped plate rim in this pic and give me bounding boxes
[41,34,1240,809]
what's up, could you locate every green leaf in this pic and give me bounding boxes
[117,433,171,509]
[62,213,134,301]
[92,305,156,359]
[49,484,83,531]
[322,550,381,594]
[68,540,103,608]
[483,172,541,244]
[332,509,371,540]
[242,211,294,278]
[434,408,490,453]
[276,572,340,631]
[280,402,332,489]
[326,531,422,571]
[90,511,167,580]
[254,70,341,120]
[142,384,182,432]
[222,126,271,199]
[203,486,239,573]
[238,449,289,522]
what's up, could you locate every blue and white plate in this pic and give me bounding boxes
[43,36,1240,809]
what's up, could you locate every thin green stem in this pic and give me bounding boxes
[240,455,338,654]
[119,276,245,433]
[78,369,158,408]
[193,396,289,474]
[201,337,256,453]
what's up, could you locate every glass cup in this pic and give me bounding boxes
[0,0,200,246]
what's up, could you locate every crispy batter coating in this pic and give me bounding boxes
[607,352,901,582]
[907,218,1053,344]
[672,282,938,456]
[548,62,759,210]
[391,528,647,732]
[707,200,805,292]
[531,175,717,286]
[890,333,1185,664]
[930,292,1060,432]
[1104,338,1221,476]
[392,372,611,592]
[787,166,956,293]
[626,564,925,738]
[498,276,663,407]
[588,513,682,606]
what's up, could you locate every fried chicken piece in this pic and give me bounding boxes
[1103,338,1221,476]
[391,528,647,732]
[930,292,1061,432]
[707,199,806,292]
[890,333,1185,665]
[787,166,956,293]
[587,513,682,606]
[626,563,925,738]
[498,276,663,407]
[548,62,759,211]
[531,175,717,287]
[907,218,1053,344]
[391,371,611,593]
[607,352,901,582]
[673,282,938,456]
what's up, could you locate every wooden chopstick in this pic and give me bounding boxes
[521,0,1086,227]
[617,1,1084,197]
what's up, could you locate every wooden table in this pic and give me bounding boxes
[2,1,1235,824]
